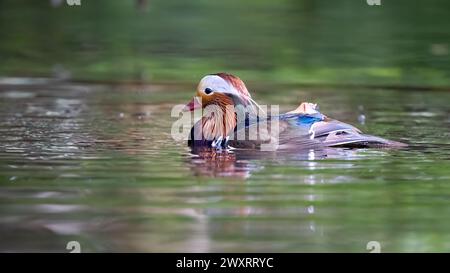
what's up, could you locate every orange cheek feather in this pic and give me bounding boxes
[197,91,214,107]
[198,92,237,140]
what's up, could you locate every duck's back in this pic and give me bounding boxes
[227,113,406,150]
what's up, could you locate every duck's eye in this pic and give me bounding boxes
[204,88,213,95]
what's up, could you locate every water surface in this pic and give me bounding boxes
[0,79,449,252]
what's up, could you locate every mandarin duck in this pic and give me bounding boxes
[184,73,405,151]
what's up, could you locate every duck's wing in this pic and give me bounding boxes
[284,102,406,148]
[228,114,322,151]
[228,111,406,150]
[228,113,325,151]
[311,119,406,148]
[274,113,406,149]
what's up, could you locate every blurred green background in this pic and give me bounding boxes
[1,0,450,252]
[1,0,449,87]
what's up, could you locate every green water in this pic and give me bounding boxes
[0,0,450,252]
[0,81,449,252]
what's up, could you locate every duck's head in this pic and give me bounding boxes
[185,73,259,148]
[184,73,253,112]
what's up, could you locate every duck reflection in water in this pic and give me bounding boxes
[187,145,363,179]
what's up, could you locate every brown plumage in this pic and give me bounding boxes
[200,93,237,141]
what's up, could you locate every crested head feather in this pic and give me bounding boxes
[197,73,249,103]
[198,73,265,116]
[214,73,251,99]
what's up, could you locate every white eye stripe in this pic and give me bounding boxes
[198,75,235,95]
